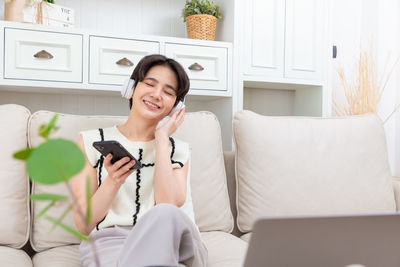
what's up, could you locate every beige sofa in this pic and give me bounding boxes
[1,104,400,266]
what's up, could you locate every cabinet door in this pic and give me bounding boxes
[243,0,285,77]
[284,0,325,81]
[89,36,159,85]
[165,43,227,92]
[4,28,83,83]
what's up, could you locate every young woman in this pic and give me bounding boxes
[71,54,207,267]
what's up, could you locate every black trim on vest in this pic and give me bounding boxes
[93,128,105,187]
[142,162,155,167]
[132,148,144,226]
[94,128,106,231]
[169,137,175,158]
[169,137,183,167]
[171,159,184,168]
[96,216,106,231]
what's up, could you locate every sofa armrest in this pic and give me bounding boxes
[393,177,400,212]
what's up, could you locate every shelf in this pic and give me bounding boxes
[242,76,325,90]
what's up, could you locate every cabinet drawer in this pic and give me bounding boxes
[4,28,83,83]
[89,36,160,85]
[165,43,227,91]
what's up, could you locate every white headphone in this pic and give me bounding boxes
[121,78,186,116]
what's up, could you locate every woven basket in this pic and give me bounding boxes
[4,0,25,22]
[186,14,217,41]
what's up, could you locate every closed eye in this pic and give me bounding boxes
[164,90,175,96]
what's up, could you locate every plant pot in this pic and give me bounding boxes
[185,14,217,41]
[4,0,26,22]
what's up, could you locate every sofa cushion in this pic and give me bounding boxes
[0,246,32,267]
[201,231,247,267]
[0,104,30,248]
[173,112,233,232]
[33,245,80,267]
[28,110,233,251]
[240,233,252,243]
[233,111,396,233]
[392,178,400,211]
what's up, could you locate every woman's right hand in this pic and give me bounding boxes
[103,154,136,187]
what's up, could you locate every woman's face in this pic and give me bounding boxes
[131,65,178,121]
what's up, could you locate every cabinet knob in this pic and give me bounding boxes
[33,50,53,59]
[188,62,204,71]
[116,57,133,67]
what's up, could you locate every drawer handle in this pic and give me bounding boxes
[188,62,204,71]
[33,50,53,59]
[116,57,133,67]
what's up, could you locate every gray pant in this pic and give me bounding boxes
[80,203,208,267]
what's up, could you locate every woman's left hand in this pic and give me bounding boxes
[155,107,186,140]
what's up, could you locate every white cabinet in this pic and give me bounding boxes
[4,28,83,83]
[284,0,324,80]
[243,0,285,78]
[243,0,326,82]
[0,21,232,97]
[89,36,160,85]
[165,43,228,92]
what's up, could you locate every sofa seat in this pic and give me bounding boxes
[0,246,32,267]
[32,245,80,267]
[201,231,247,267]
[32,233,247,267]
[239,233,251,243]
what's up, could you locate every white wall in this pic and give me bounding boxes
[0,0,233,41]
[0,90,129,115]
[332,0,400,175]
[243,87,295,116]
[0,0,188,38]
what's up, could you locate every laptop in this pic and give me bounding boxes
[243,213,400,267]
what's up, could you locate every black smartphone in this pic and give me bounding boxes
[92,140,142,170]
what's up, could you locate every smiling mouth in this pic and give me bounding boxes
[143,100,160,109]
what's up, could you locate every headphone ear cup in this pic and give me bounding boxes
[169,101,186,116]
[121,78,135,99]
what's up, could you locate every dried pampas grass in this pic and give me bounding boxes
[333,44,400,124]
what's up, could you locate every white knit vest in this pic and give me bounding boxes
[80,126,195,232]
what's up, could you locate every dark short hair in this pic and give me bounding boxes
[129,54,190,109]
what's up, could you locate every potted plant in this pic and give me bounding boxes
[182,0,222,41]
[333,43,400,124]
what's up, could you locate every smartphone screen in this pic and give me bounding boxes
[92,140,142,169]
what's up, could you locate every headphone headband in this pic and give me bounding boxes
[121,78,135,99]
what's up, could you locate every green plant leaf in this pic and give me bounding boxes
[30,193,68,201]
[39,114,59,139]
[86,176,91,225]
[45,216,89,241]
[182,0,221,21]
[51,204,73,232]
[35,200,56,220]
[27,139,85,184]
[13,148,34,161]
